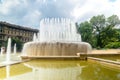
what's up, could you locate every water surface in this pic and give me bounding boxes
[0,59,120,80]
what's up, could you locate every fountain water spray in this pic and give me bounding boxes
[6,38,11,63]
[22,18,92,58]
[33,33,38,42]
[0,38,22,66]
[14,43,16,54]
[0,47,4,55]
[39,18,81,42]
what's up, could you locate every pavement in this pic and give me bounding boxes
[0,54,22,67]
[91,49,120,54]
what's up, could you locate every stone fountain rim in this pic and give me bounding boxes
[25,41,91,45]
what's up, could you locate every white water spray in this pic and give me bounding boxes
[14,43,16,54]
[6,38,11,62]
[38,18,81,42]
[22,18,92,57]
[0,47,4,55]
[33,33,38,42]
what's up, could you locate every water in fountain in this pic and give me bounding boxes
[0,38,12,65]
[0,47,3,56]
[6,38,11,63]
[0,38,11,65]
[14,43,16,54]
[23,61,84,80]
[33,33,38,42]
[22,18,92,57]
[0,38,22,65]
[38,18,81,42]
[6,65,10,79]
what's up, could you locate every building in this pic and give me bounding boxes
[0,21,39,47]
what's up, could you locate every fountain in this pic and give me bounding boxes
[22,18,92,59]
[0,47,5,56]
[0,38,22,66]
[14,43,17,54]
[6,38,11,63]
[23,60,84,80]
[0,38,12,65]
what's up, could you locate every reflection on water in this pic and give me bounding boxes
[24,60,84,80]
[6,65,10,79]
[0,60,120,80]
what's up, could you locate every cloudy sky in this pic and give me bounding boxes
[0,0,119,28]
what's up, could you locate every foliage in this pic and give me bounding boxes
[105,42,120,49]
[11,38,23,52]
[0,40,7,48]
[77,14,120,49]
[90,15,106,48]
[107,15,120,27]
[0,38,24,52]
[77,21,96,47]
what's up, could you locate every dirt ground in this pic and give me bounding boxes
[91,49,120,54]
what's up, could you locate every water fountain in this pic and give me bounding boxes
[6,38,11,63]
[0,47,4,56]
[22,18,92,59]
[23,61,84,80]
[0,38,12,65]
[14,43,17,54]
[0,38,22,66]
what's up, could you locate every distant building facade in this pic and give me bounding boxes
[0,21,39,47]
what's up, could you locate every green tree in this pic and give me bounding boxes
[100,26,119,47]
[117,29,120,41]
[90,15,106,48]
[107,15,120,27]
[11,38,23,52]
[77,21,95,47]
[103,15,120,47]
[2,38,23,52]
[77,14,120,49]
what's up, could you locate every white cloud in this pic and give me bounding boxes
[0,0,21,15]
[22,10,41,28]
[71,0,120,22]
[0,0,120,28]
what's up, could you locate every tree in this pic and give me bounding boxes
[107,15,120,27]
[77,14,120,49]
[77,21,95,47]
[90,15,106,48]
[100,26,119,47]
[11,38,23,52]
[102,15,120,48]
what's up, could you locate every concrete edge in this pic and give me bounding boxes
[0,59,30,68]
[20,55,88,60]
[88,57,120,65]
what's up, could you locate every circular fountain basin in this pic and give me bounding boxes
[22,41,92,58]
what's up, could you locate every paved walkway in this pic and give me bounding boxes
[91,49,120,54]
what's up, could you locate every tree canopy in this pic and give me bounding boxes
[77,14,120,49]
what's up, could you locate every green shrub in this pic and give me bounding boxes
[105,42,120,49]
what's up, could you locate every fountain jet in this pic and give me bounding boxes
[22,18,92,59]
[6,38,11,62]
[0,47,4,55]
[14,43,16,54]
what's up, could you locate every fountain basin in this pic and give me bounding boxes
[21,41,92,58]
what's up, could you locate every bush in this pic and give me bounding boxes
[105,42,120,49]
[12,38,23,52]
